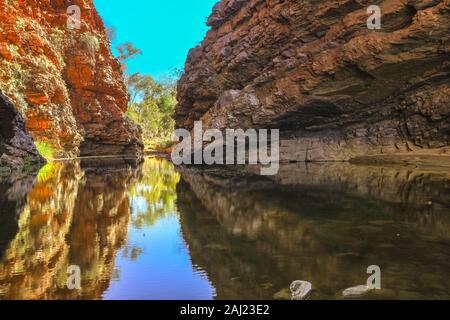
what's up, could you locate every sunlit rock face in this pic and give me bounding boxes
[0,160,142,300]
[176,0,450,162]
[0,0,143,157]
[0,93,44,170]
[178,164,450,299]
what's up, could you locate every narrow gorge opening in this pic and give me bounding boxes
[0,0,449,303]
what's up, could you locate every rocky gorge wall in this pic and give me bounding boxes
[0,92,44,170]
[0,0,143,159]
[177,163,450,299]
[176,0,450,162]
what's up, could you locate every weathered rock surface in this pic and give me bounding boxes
[0,0,143,157]
[176,0,450,162]
[0,92,44,170]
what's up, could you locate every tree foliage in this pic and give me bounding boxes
[126,72,177,148]
[114,40,178,149]
[117,42,142,63]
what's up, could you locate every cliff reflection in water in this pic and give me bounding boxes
[0,158,143,299]
[0,158,449,300]
[178,163,450,300]
[0,157,215,300]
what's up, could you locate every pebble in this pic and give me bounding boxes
[290,280,312,300]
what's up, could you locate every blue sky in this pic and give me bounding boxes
[94,0,218,79]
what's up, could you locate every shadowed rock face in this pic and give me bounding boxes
[177,164,450,299]
[0,0,143,157]
[176,0,450,162]
[0,93,44,170]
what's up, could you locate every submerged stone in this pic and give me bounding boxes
[0,93,44,172]
[342,285,373,298]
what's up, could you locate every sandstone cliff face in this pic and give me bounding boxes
[0,92,44,170]
[176,0,450,162]
[0,0,143,158]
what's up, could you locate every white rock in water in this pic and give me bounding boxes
[290,280,312,300]
[342,285,373,297]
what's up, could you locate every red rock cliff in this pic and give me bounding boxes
[176,0,449,162]
[0,0,143,157]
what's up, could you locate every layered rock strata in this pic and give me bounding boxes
[0,0,143,158]
[176,0,450,162]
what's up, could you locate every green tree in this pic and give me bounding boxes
[126,73,177,149]
[117,42,142,63]
[114,41,179,150]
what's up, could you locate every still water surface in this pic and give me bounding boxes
[0,157,449,299]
